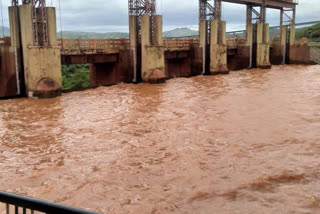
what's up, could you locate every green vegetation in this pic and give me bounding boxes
[296,23,320,42]
[62,65,90,91]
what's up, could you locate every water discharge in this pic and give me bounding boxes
[0,65,319,214]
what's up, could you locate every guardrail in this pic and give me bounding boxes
[0,191,100,214]
[58,38,130,52]
[164,38,199,49]
[58,38,201,53]
[227,38,247,48]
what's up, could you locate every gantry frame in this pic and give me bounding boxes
[11,0,49,47]
[199,0,222,22]
[199,0,223,43]
[222,0,297,9]
[128,0,157,44]
[280,7,296,26]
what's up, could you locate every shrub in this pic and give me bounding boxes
[61,65,90,91]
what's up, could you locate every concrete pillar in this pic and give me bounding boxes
[0,38,19,97]
[19,5,62,98]
[140,14,166,83]
[210,19,228,74]
[199,20,207,48]
[129,15,138,82]
[263,23,269,44]
[199,20,208,74]
[141,15,151,46]
[129,15,137,48]
[256,22,271,69]
[47,7,58,47]
[211,20,218,45]
[89,64,97,88]
[288,23,296,63]
[154,15,163,46]
[2,6,23,97]
[219,21,226,45]
[280,25,287,64]
[9,6,21,48]
[246,23,253,68]
[289,24,295,46]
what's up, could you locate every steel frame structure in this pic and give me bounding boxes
[128,0,157,44]
[222,0,297,9]
[246,5,266,24]
[199,0,223,44]
[199,0,222,22]
[11,0,19,6]
[280,7,295,26]
[12,0,49,46]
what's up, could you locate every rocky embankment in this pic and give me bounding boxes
[310,47,320,64]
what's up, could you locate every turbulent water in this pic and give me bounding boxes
[0,65,319,214]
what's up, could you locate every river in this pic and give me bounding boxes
[0,65,319,214]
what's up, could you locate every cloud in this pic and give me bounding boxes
[0,0,319,32]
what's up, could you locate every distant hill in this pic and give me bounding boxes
[58,27,199,39]
[2,26,199,39]
[163,27,198,38]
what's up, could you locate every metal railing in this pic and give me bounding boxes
[0,191,101,214]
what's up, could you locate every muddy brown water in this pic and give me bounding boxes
[0,65,319,214]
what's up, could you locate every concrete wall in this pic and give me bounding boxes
[270,44,284,65]
[289,44,312,64]
[228,45,251,70]
[89,50,134,87]
[225,23,252,71]
[165,50,191,78]
[191,46,204,76]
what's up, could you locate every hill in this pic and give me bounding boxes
[163,27,198,38]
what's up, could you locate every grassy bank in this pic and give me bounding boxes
[62,65,90,91]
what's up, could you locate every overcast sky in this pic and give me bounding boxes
[1,0,319,32]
